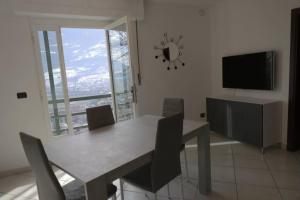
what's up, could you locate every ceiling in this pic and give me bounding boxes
[148,0,224,7]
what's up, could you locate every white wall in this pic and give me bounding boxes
[210,0,300,146]
[0,0,144,173]
[0,0,212,173]
[3,0,298,173]
[12,0,144,20]
[0,0,48,172]
[136,2,212,120]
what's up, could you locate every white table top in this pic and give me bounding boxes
[45,115,208,183]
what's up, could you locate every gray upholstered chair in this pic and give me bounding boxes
[162,98,190,182]
[86,105,115,130]
[162,98,184,118]
[119,114,185,200]
[19,132,117,200]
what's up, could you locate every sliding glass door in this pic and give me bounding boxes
[60,28,113,133]
[34,18,136,136]
[106,17,135,121]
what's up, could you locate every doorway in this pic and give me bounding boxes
[33,17,136,135]
[288,8,300,151]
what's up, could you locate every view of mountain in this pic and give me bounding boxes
[38,28,133,134]
[61,28,112,97]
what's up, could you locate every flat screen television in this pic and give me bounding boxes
[222,51,275,90]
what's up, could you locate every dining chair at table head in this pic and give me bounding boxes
[86,105,115,131]
[19,132,117,200]
[20,132,66,200]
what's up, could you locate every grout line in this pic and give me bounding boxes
[231,144,239,200]
[263,155,284,200]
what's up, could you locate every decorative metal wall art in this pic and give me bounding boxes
[154,33,185,70]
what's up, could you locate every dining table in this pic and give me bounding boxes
[44,115,211,200]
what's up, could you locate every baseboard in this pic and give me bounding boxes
[0,167,31,178]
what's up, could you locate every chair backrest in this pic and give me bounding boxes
[19,132,65,200]
[86,105,115,130]
[151,113,183,191]
[162,98,184,118]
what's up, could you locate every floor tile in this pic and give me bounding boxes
[235,168,275,187]
[211,154,234,167]
[0,187,39,200]
[0,174,36,194]
[293,151,300,162]
[181,147,198,164]
[123,190,169,200]
[210,133,231,143]
[2,134,300,200]
[113,179,127,191]
[195,181,237,200]
[280,189,300,200]
[123,182,145,194]
[232,143,262,157]
[234,155,268,169]
[53,168,75,184]
[212,166,235,183]
[265,148,296,158]
[237,184,281,200]
[210,144,232,155]
[161,178,197,199]
[181,161,198,180]
[272,170,300,190]
[265,156,300,172]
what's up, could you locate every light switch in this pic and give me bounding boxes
[17,92,27,99]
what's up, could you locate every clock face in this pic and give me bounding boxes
[164,42,179,61]
[155,33,185,70]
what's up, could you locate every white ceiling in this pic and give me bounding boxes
[148,0,224,7]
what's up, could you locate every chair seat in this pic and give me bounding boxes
[123,162,153,192]
[63,179,117,200]
[124,131,185,193]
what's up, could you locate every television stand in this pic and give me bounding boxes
[206,95,282,151]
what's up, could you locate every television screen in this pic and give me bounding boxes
[222,51,275,90]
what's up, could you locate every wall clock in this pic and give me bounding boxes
[154,33,185,70]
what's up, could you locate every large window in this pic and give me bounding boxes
[35,18,135,135]
[61,28,113,132]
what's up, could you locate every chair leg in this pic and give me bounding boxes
[119,179,125,200]
[167,184,171,199]
[183,149,190,181]
[180,175,185,200]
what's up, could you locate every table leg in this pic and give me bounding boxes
[85,178,107,200]
[197,124,211,194]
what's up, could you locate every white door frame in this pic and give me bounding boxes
[31,16,138,136]
[105,16,137,120]
[31,26,74,137]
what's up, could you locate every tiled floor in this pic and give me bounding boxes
[1,133,300,199]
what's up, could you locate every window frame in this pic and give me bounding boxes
[30,17,137,137]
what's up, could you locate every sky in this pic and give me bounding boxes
[38,27,130,100]
[61,28,111,97]
[38,28,133,130]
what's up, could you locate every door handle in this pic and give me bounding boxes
[131,85,137,103]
